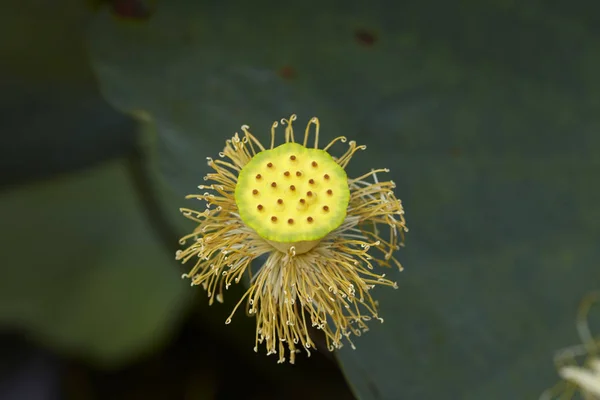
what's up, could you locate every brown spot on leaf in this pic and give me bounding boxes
[109,0,152,20]
[354,29,377,47]
[278,65,297,80]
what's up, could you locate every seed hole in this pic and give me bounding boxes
[311,161,318,167]
[290,155,296,161]
[324,174,330,180]
[252,189,259,195]
[290,185,296,191]
[277,199,283,204]
[257,204,264,211]
[256,174,262,179]
[327,189,333,195]
[299,199,306,204]
[288,218,294,224]
[271,182,277,188]
[307,216,314,223]
[267,162,273,168]
[296,171,302,177]
[284,171,290,177]
[271,216,278,222]
[323,205,329,212]
[308,179,315,185]
[307,191,313,197]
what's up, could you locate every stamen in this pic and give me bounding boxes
[240,125,266,152]
[350,168,390,183]
[303,117,320,148]
[323,136,347,151]
[270,121,278,149]
[282,114,297,143]
[179,114,407,365]
[337,141,367,168]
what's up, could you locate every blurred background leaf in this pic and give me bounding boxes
[0,160,190,366]
[86,1,600,398]
[0,0,190,371]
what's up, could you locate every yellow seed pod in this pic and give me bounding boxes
[235,142,350,244]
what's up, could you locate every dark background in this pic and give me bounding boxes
[1,1,600,399]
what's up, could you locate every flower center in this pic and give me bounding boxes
[235,142,350,253]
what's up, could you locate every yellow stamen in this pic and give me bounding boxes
[176,115,407,364]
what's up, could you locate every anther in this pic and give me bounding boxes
[311,161,318,167]
[284,171,290,177]
[296,171,302,177]
[327,189,333,195]
[288,218,294,224]
[290,185,296,191]
[252,189,259,195]
[290,155,296,161]
[271,182,277,188]
[324,174,330,180]
[307,216,314,223]
[256,174,262,179]
[277,199,283,204]
[267,162,273,168]
[323,205,329,212]
[271,216,278,222]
